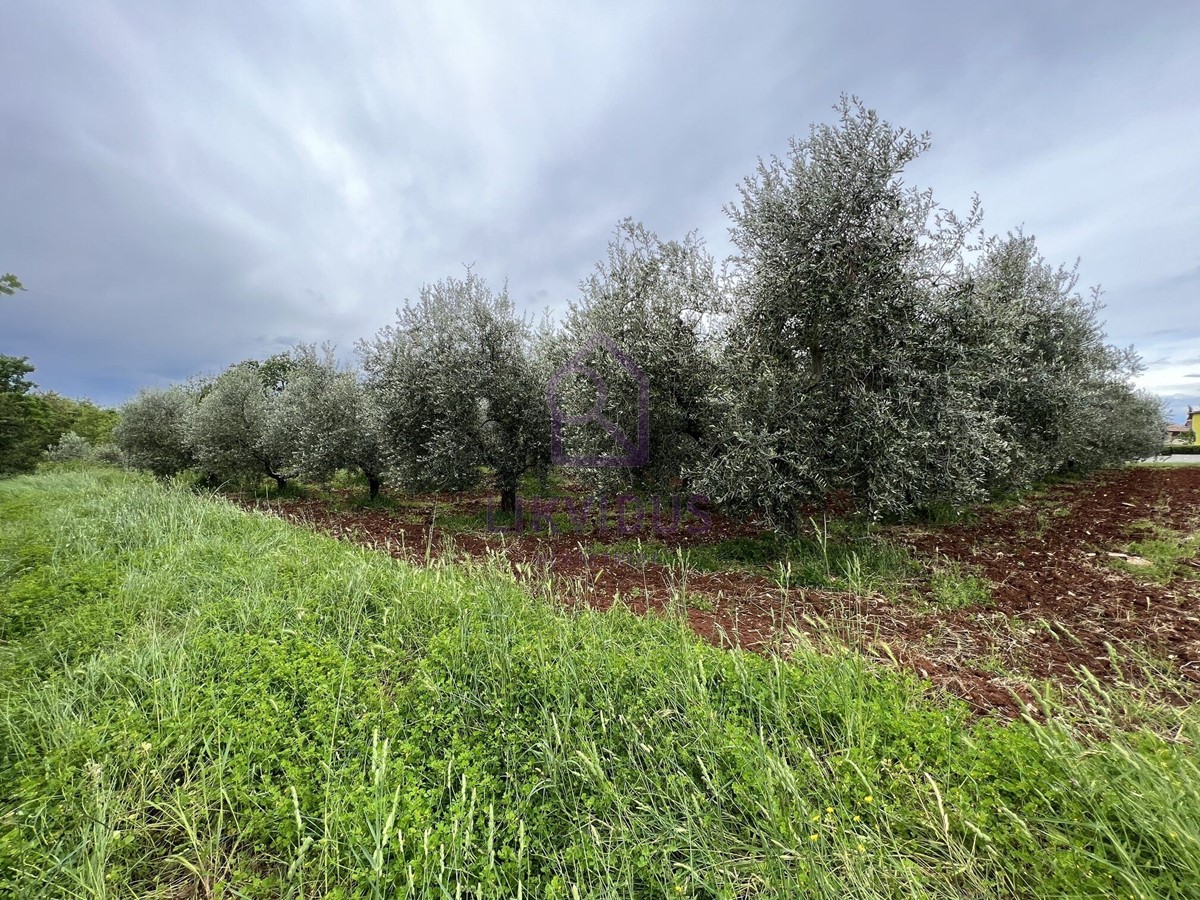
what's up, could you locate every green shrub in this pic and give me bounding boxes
[43,431,93,462]
[41,433,125,471]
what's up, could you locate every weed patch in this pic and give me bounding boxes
[927,561,993,611]
[1110,523,1200,584]
[595,525,920,596]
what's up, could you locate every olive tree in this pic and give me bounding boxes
[698,98,1163,528]
[360,271,549,511]
[957,230,1167,483]
[44,431,93,463]
[1083,384,1165,466]
[695,97,986,525]
[112,386,197,476]
[549,219,725,493]
[188,363,291,488]
[272,345,389,499]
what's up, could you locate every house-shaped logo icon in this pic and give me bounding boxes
[546,334,649,467]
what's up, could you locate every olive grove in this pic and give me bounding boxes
[101,98,1163,527]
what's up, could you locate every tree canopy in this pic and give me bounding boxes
[188,364,292,489]
[360,271,549,511]
[691,97,1161,526]
[113,386,197,477]
[93,99,1164,525]
[272,345,389,498]
[550,220,724,495]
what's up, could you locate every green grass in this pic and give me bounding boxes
[594,525,921,596]
[927,561,994,611]
[2,470,1200,898]
[1111,522,1200,584]
[912,501,978,526]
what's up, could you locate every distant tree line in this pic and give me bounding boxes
[0,355,121,475]
[1,274,123,473]
[106,98,1163,527]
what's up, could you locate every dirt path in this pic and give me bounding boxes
[240,467,1200,719]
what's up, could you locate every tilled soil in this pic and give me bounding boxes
[894,467,1200,708]
[239,467,1200,719]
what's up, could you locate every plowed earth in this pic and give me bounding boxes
[239,467,1200,719]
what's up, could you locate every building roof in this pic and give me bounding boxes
[1167,423,1189,434]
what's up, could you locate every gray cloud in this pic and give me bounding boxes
[3,0,1199,408]
[1162,266,1200,286]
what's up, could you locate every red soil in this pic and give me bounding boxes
[238,467,1200,719]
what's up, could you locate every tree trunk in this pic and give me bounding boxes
[367,474,381,500]
[262,458,287,492]
[500,486,517,514]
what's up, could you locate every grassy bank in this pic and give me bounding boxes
[1,470,1198,898]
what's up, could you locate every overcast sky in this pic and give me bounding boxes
[3,1,1198,419]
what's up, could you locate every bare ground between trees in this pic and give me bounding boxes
[236,466,1200,720]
